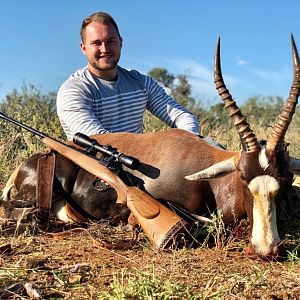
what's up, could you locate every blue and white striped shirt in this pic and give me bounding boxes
[57,66,200,140]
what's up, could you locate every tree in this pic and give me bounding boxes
[146,68,205,132]
[205,102,230,129]
[241,96,284,127]
[148,68,174,88]
[148,68,200,109]
[172,74,193,108]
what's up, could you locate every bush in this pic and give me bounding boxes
[0,84,65,182]
[1,83,300,183]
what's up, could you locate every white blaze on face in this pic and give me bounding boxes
[248,175,280,256]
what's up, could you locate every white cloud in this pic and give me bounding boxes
[237,59,249,66]
[124,55,242,100]
[163,58,216,98]
[249,67,289,82]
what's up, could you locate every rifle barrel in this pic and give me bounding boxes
[0,112,47,139]
[0,111,189,249]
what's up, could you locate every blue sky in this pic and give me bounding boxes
[0,1,299,105]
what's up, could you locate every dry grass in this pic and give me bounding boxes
[1,125,300,299]
[1,206,300,299]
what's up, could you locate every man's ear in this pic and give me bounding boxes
[80,41,86,55]
[120,36,123,48]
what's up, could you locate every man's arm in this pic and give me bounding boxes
[144,75,200,134]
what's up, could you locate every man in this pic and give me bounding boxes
[57,12,200,141]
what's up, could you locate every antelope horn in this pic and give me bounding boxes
[266,34,300,152]
[214,37,260,152]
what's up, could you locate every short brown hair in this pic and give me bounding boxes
[80,12,121,43]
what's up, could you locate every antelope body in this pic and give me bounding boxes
[3,36,300,256]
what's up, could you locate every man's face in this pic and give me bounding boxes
[80,22,122,79]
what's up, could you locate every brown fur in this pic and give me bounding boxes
[3,128,296,256]
[87,129,244,222]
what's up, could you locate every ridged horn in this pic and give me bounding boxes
[266,34,300,152]
[214,37,260,152]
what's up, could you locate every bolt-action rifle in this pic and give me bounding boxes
[0,112,189,249]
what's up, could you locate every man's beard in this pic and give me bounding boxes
[90,56,120,71]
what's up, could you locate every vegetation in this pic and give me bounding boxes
[0,85,65,182]
[0,69,300,298]
[146,68,300,153]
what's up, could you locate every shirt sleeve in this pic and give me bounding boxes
[144,75,200,134]
[56,80,109,140]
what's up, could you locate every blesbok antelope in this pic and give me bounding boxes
[2,36,300,256]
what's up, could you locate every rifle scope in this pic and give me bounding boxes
[73,132,140,170]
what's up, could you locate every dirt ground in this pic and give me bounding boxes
[0,214,300,299]
[1,183,300,299]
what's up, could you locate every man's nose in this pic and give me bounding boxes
[100,42,109,52]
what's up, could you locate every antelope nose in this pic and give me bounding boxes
[246,241,280,257]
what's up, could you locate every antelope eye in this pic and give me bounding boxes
[268,183,279,198]
[269,190,279,198]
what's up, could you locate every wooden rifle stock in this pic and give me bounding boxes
[43,137,189,249]
[42,137,187,249]
[0,112,189,249]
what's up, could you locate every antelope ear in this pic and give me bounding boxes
[185,157,237,180]
[288,156,300,176]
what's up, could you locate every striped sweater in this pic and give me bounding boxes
[56,66,200,140]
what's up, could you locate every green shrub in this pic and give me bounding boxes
[100,269,197,299]
[0,84,65,182]
[1,83,300,184]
